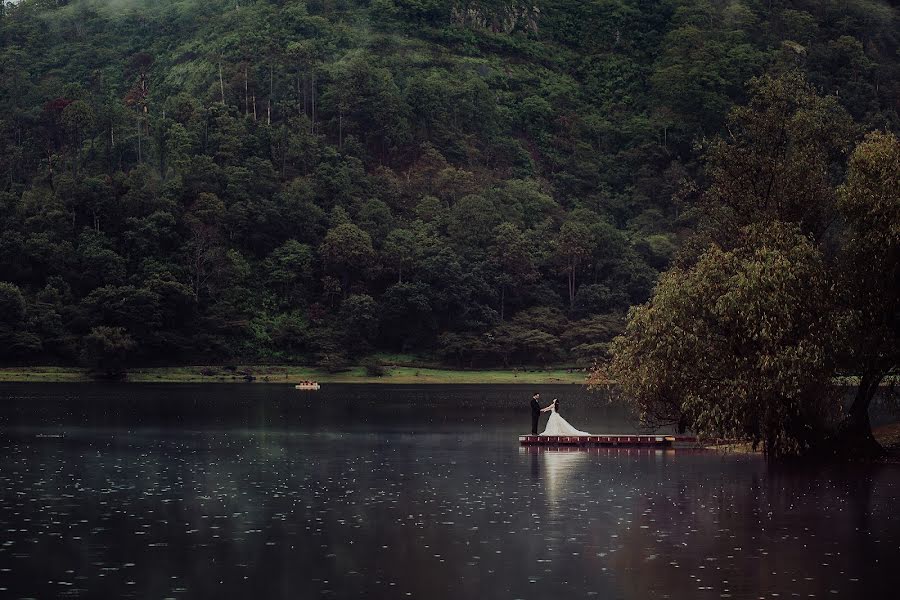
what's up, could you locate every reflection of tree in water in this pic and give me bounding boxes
[605,458,900,599]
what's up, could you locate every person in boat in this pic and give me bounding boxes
[539,398,590,436]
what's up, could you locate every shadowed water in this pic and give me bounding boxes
[0,383,898,599]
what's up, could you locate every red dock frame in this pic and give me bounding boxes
[518,434,689,447]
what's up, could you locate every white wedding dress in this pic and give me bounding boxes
[540,404,590,436]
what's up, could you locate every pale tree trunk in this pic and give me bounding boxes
[267,67,273,125]
[219,63,225,105]
[311,69,316,133]
[137,117,142,162]
[301,71,307,117]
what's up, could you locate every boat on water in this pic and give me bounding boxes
[294,381,320,390]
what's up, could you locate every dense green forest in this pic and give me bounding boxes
[0,0,897,370]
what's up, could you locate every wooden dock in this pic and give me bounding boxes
[519,434,696,447]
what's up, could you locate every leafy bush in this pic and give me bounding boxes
[81,326,135,379]
[318,353,350,374]
[362,356,387,377]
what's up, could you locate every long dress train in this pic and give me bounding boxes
[539,405,590,436]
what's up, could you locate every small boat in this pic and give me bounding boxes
[294,381,320,391]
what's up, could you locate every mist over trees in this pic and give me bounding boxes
[0,0,897,371]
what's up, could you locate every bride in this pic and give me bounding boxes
[539,398,590,436]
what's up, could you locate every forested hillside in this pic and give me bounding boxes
[0,0,897,370]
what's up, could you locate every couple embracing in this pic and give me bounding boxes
[529,392,590,436]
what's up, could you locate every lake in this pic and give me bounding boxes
[1,383,898,599]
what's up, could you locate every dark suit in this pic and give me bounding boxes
[530,398,541,434]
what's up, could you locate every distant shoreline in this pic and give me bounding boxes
[0,365,589,385]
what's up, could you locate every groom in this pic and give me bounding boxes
[530,392,543,435]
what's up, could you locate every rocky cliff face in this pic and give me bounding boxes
[450,2,540,34]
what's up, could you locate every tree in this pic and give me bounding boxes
[490,223,536,320]
[61,99,94,175]
[379,281,433,350]
[447,195,501,259]
[337,294,379,355]
[0,281,29,359]
[572,284,626,318]
[185,224,227,303]
[265,240,314,307]
[319,223,375,292]
[561,314,624,364]
[322,55,410,161]
[382,228,419,283]
[362,355,386,377]
[593,223,837,456]
[1,0,896,373]
[698,71,855,249]
[834,131,900,450]
[555,220,593,310]
[356,198,393,245]
[81,326,136,379]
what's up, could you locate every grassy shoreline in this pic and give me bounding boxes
[0,365,589,385]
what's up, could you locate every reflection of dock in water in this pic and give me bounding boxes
[518,434,698,448]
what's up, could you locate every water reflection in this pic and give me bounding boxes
[0,384,898,599]
[540,449,589,512]
[604,460,900,599]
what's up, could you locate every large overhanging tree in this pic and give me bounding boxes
[591,72,898,457]
[834,131,900,448]
[594,222,837,457]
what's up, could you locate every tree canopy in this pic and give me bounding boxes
[0,0,897,370]
[593,73,899,456]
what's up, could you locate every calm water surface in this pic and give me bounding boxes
[1,383,898,599]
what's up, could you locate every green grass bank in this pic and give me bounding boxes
[0,365,588,385]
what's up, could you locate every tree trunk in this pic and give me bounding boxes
[301,71,307,117]
[568,264,576,309]
[137,117,142,162]
[311,69,316,133]
[219,63,225,105]
[837,370,885,457]
[676,413,688,435]
[849,371,882,426]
